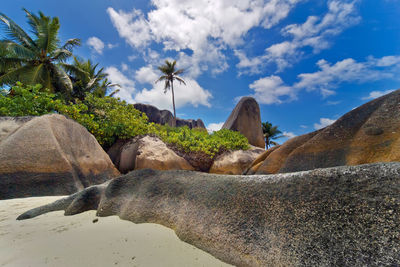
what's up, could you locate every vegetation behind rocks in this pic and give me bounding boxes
[0,83,249,158]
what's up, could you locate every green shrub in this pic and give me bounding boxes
[150,124,249,157]
[0,82,62,116]
[0,83,249,157]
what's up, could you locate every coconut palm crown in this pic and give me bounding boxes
[0,9,81,95]
[64,57,120,100]
[262,121,284,149]
[155,60,185,127]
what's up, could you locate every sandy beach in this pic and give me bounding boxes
[0,196,232,267]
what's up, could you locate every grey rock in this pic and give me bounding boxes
[133,103,205,129]
[18,162,400,266]
[222,97,265,148]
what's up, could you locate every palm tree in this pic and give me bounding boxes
[0,9,81,95]
[64,57,119,100]
[156,60,185,127]
[262,121,284,149]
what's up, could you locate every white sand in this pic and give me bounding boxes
[0,196,232,267]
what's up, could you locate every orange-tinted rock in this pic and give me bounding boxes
[108,135,194,173]
[252,89,400,174]
[222,97,265,148]
[0,114,119,199]
[209,146,264,175]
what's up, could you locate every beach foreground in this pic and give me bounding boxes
[0,196,231,267]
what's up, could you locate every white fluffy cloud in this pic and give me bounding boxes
[249,75,297,104]
[249,55,400,104]
[104,66,136,103]
[237,0,361,73]
[314,118,336,130]
[207,122,224,133]
[362,89,395,100]
[135,66,159,84]
[283,131,297,139]
[87,36,118,54]
[107,0,302,77]
[87,37,105,54]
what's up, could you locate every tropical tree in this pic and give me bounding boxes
[156,60,185,127]
[64,57,120,100]
[0,9,81,95]
[262,121,283,149]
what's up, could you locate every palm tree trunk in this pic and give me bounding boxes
[171,80,176,127]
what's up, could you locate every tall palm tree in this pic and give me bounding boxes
[0,9,81,95]
[64,57,119,100]
[262,121,283,149]
[156,60,185,127]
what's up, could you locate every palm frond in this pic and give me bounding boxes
[175,76,186,85]
[0,64,32,86]
[0,41,36,59]
[0,12,36,49]
[51,64,73,92]
[36,14,60,53]
[174,68,184,75]
[62,38,81,51]
[52,48,72,62]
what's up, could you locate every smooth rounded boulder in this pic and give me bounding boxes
[108,135,194,174]
[209,146,264,174]
[251,89,400,174]
[19,162,400,266]
[0,114,119,199]
[222,97,265,148]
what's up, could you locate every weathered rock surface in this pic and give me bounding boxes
[209,146,264,174]
[133,103,205,129]
[251,89,400,174]
[222,97,265,148]
[18,163,400,266]
[0,114,119,199]
[108,135,194,174]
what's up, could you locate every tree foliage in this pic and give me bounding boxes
[0,83,249,156]
[156,60,185,127]
[262,121,283,149]
[0,9,81,95]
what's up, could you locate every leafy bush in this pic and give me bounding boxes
[150,124,249,157]
[0,82,62,116]
[0,83,249,156]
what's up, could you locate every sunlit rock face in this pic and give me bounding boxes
[0,114,119,199]
[250,89,400,174]
[222,97,265,148]
[19,163,400,266]
[107,135,194,174]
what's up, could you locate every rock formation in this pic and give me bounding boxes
[133,103,205,129]
[209,146,264,174]
[222,97,265,148]
[19,163,400,266]
[248,89,400,174]
[108,135,194,173]
[0,114,119,199]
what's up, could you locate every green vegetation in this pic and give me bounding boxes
[262,121,283,149]
[150,124,249,157]
[0,10,249,159]
[0,9,81,95]
[0,83,249,156]
[156,60,186,127]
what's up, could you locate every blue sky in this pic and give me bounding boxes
[2,0,400,141]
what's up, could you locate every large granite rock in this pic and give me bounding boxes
[209,146,264,174]
[0,114,119,199]
[133,103,205,129]
[108,135,194,174]
[19,163,400,266]
[222,97,265,148]
[251,89,400,174]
